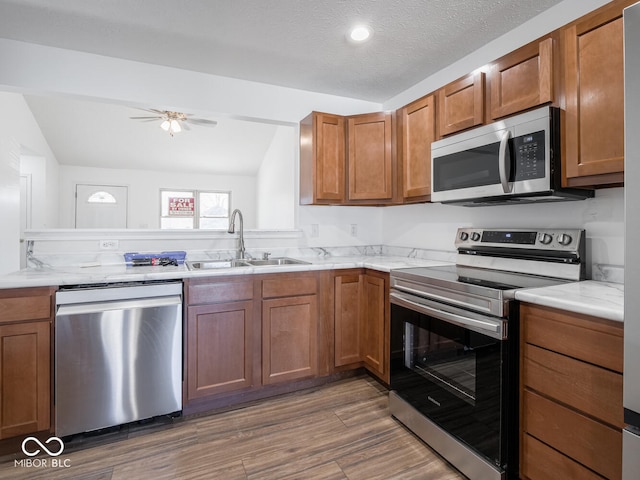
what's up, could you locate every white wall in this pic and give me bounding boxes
[19,154,49,229]
[0,92,60,227]
[256,125,295,229]
[0,138,21,274]
[58,165,258,229]
[382,189,624,270]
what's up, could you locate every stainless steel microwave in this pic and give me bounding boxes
[430,106,593,206]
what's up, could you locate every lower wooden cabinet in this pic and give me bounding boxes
[186,300,255,399]
[361,272,388,381]
[334,272,362,367]
[184,269,389,410]
[185,278,257,403]
[0,287,54,440]
[262,295,318,384]
[520,303,623,480]
[333,270,389,383]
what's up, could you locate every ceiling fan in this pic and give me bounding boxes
[129,109,218,136]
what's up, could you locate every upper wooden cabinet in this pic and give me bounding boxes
[563,4,626,187]
[300,111,397,205]
[489,37,554,120]
[397,94,435,202]
[300,112,346,204]
[347,112,394,202]
[438,72,485,136]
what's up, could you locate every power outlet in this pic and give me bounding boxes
[350,224,358,237]
[311,224,319,238]
[99,239,119,250]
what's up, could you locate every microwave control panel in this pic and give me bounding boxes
[513,130,545,181]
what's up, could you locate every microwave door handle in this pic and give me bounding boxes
[499,130,513,193]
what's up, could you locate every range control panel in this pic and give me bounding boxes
[455,228,584,252]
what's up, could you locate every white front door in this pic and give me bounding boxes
[75,184,128,228]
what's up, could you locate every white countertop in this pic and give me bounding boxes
[515,280,624,322]
[0,255,451,289]
[2,257,623,323]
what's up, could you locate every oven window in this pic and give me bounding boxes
[405,321,484,406]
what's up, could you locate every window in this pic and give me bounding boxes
[160,189,230,229]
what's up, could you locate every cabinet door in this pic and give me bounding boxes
[300,112,346,204]
[0,321,50,439]
[186,300,254,400]
[398,94,435,201]
[360,273,388,381]
[489,37,554,120]
[347,112,393,201]
[564,11,624,185]
[262,295,318,384]
[334,274,361,367]
[438,72,485,136]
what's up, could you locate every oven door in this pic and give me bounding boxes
[390,290,514,472]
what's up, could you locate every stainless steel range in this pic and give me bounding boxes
[389,228,585,480]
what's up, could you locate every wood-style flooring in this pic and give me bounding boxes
[1,376,465,479]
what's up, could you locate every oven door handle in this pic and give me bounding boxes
[390,292,506,340]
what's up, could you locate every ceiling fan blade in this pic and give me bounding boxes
[129,116,163,120]
[187,118,218,127]
[141,108,167,115]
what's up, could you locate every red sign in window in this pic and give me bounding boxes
[168,197,195,216]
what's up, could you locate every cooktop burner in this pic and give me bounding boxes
[393,264,569,292]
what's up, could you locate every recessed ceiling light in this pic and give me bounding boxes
[349,25,372,43]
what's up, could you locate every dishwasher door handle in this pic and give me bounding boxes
[56,295,182,317]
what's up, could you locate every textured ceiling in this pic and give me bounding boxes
[0,0,563,102]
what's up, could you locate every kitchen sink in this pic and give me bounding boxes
[186,257,310,270]
[186,259,251,270]
[246,257,311,266]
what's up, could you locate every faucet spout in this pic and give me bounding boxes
[228,209,246,259]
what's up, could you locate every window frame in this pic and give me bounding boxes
[160,188,231,230]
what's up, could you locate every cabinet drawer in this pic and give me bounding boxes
[262,275,317,298]
[523,390,621,480]
[522,304,623,372]
[521,433,603,480]
[187,279,253,305]
[523,343,623,427]
[0,289,52,324]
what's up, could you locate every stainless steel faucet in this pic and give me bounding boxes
[227,209,246,259]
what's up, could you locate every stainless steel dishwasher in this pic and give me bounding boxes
[55,281,183,438]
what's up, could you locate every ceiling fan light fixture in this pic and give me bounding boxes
[160,119,171,131]
[170,119,181,133]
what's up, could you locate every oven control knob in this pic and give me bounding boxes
[538,233,553,245]
[459,232,469,241]
[557,233,572,246]
[470,232,481,242]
